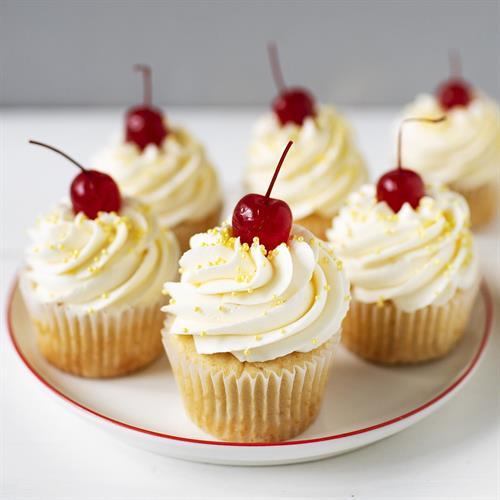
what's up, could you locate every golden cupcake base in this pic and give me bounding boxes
[296,212,332,241]
[456,181,498,229]
[342,284,479,364]
[21,280,166,378]
[163,333,336,442]
[171,203,223,252]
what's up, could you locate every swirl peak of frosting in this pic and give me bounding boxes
[327,184,479,312]
[93,125,221,228]
[24,198,179,311]
[402,93,500,190]
[246,105,367,219]
[162,224,350,362]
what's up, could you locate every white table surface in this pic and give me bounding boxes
[1,107,499,500]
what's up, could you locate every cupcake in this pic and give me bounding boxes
[93,65,222,250]
[20,141,179,378]
[401,55,500,228]
[162,142,350,442]
[327,121,479,364]
[245,45,366,240]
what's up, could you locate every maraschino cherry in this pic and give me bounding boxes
[29,140,121,219]
[268,43,316,126]
[436,50,473,110]
[376,117,445,213]
[125,64,167,150]
[233,141,294,250]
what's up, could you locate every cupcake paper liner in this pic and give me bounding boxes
[456,180,499,229]
[21,278,166,378]
[342,283,479,364]
[163,332,336,442]
[172,203,223,253]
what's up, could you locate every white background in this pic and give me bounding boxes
[1,108,499,499]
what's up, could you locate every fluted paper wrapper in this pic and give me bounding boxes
[20,279,166,378]
[342,283,479,364]
[456,180,498,229]
[163,332,336,442]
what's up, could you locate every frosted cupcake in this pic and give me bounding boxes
[245,45,366,239]
[93,65,222,250]
[327,120,480,364]
[162,142,350,442]
[20,141,179,377]
[402,55,500,228]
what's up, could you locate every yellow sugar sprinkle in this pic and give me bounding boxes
[183,327,189,333]
[280,329,287,335]
[200,331,207,337]
[169,298,176,305]
[243,348,251,356]
[101,293,108,299]
[344,294,351,302]
[86,307,94,314]
[178,267,185,274]
[252,236,260,244]
[193,306,202,313]
[254,334,262,341]
[336,260,343,270]
[296,236,304,242]
[309,238,315,245]
[311,338,318,345]
[324,284,331,292]
[161,289,169,296]
[196,264,203,269]
[314,295,319,301]
[101,248,108,255]
[247,288,253,294]
[218,304,225,312]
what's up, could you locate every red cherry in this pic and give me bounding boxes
[376,117,445,212]
[437,78,472,110]
[436,50,473,110]
[125,65,167,150]
[232,141,294,250]
[376,168,425,213]
[29,140,121,219]
[267,43,316,126]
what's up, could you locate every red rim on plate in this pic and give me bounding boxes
[7,278,493,447]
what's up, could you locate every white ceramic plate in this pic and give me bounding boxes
[7,280,492,466]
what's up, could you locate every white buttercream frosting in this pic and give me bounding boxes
[93,126,221,228]
[402,93,500,190]
[162,224,350,362]
[23,198,179,312]
[327,184,479,312]
[246,105,367,219]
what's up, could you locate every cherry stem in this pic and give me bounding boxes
[267,42,286,91]
[449,49,462,78]
[397,117,446,169]
[134,64,152,106]
[265,140,293,199]
[29,140,87,173]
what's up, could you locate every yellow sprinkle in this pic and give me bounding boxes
[101,293,108,299]
[218,304,225,312]
[252,236,260,244]
[309,238,315,245]
[169,298,176,305]
[243,348,251,356]
[197,264,203,269]
[183,327,189,333]
[86,307,94,314]
[200,331,207,337]
[336,260,343,270]
[161,289,169,296]
[280,329,287,335]
[178,267,185,274]
[314,295,319,301]
[247,288,253,294]
[324,284,331,292]
[311,338,318,345]
[344,294,351,301]
[296,236,304,242]
[193,306,202,313]
[255,334,262,341]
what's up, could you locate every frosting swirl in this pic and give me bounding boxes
[327,185,479,312]
[23,199,179,311]
[246,105,367,219]
[93,126,221,228]
[402,94,500,190]
[162,225,350,362]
